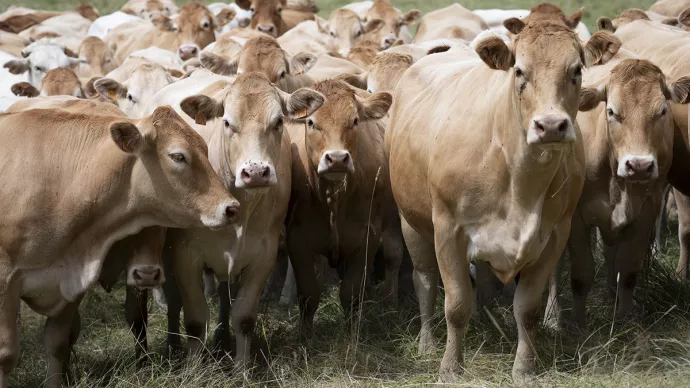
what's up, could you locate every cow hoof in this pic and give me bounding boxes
[437,369,462,385]
[418,335,437,356]
[512,368,538,386]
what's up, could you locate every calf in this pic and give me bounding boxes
[286,79,394,334]
[386,23,616,382]
[0,102,239,387]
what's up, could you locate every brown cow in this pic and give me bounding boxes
[107,2,222,63]
[365,0,420,48]
[503,2,584,35]
[286,79,395,334]
[161,72,321,368]
[414,3,487,42]
[386,22,617,382]
[236,0,315,37]
[0,103,239,387]
[546,58,690,328]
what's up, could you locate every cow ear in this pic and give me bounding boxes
[11,82,39,98]
[427,45,450,55]
[151,14,176,32]
[94,78,128,101]
[566,7,585,29]
[290,52,317,75]
[83,76,101,98]
[166,68,184,78]
[503,18,525,34]
[584,31,621,67]
[315,15,329,34]
[360,92,392,120]
[3,59,29,75]
[363,19,385,34]
[236,0,251,11]
[121,7,137,16]
[666,76,690,104]
[337,72,369,90]
[200,52,238,75]
[401,10,421,26]
[474,35,514,71]
[282,88,324,120]
[679,8,690,27]
[597,17,615,32]
[662,17,680,26]
[110,121,143,153]
[216,8,237,27]
[180,95,224,125]
[579,84,606,111]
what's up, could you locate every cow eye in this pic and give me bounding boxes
[330,31,336,37]
[353,118,358,127]
[34,66,42,72]
[514,67,523,78]
[127,93,134,102]
[355,29,362,38]
[572,65,582,84]
[307,119,315,129]
[224,119,238,133]
[202,21,210,29]
[275,117,284,130]
[279,70,286,79]
[276,7,283,14]
[660,107,668,116]
[250,7,255,13]
[607,108,618,121]
[169,153,186,163]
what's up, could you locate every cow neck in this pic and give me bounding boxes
[304,121,348,268]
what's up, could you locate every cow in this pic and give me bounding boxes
[545,58,690,329]
[363,0,420,49]
[338,52,413,94]
[208,2,254,32]
[235,0,315,37]
[414,3,488,42]
[87,11,143,39]
[0,102,240,387]
[76,36,119,78]
[285,79,395,335]
[320,9,385,54]
[161,71,321,367]
[121,0,178,18]
[502,3,584,37]
[650,0,690,16]
[3,39,84,87]
[11,66,85,98]
[277,19,335,56]
[106,2,223,63]
[385,23,619,382]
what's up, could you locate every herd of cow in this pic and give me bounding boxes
[3,0,690,385]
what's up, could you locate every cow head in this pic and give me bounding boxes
[4,40,84,87]
[304,80,392,181]
[78,36,119,78]
[597,8,651,33]
[579,59,690,182]
[236,0,288,37]
[474,23,621,148]
[150,2,217,61]
[122,0,176,19]
[504,2,584,34]
[323,9,385,54]
[95,62,176,118]
[200,35,317,92]
[365,0,420,50]
[366,52,413,93]
[119,106,240,228]
[180,72,324,191]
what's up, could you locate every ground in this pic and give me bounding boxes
[6,0,690,387]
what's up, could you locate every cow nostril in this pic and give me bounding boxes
[241,169,250,180]
[342,153,350,163]
[557,120,568,133]
[133,270,142,281]
[225,206,239,221]
[647,162,655,173]
[191,47,198,54]
[534,120,544,132]
[153,269,161,282]
[261,167,270,178]
[325,154,333,164]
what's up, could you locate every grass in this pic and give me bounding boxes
[5,0,688,387]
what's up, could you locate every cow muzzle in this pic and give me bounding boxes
[257,24,276,36]
[527,114,575,146]
[235,161,277,189]
[617,155,658,182]
[178,44,200,61]
[128,265,165,289]
[318,150,354,180]
[201,200,241,229]
[381,36,397,49]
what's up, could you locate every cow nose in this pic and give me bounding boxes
[257,24,275,35]
[238,162,275,188]
[320,150,353,176]
[131,265,164,288]
[383,36,397,48]
[178,45,199,61]
[621,156,656,181]
[534,115,570,143]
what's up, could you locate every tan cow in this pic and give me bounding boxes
[76,36,118,78]
[414,3,487,42]
[650,0,690,16]
[365,0,420,49]
[0,102,239,387]
[386,22,619,382]
[546,58,690,328]
[503,2,584,36]
[286,79,395,334]
[162,72,322,367]
[11,66,85,98]
[236,0,315,37]
[321,9,385,54]
[106,2,221,63]
[339,52,413,94]
[121,0,178,18]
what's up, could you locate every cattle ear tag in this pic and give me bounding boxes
[195,112,207,125]
[295,108,308,119]
[106,89,118,100]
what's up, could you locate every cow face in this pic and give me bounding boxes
[151,2,217,61]
[78,36,119,78]
[504,3,584,34]
[4,41,83,87]
[95,62,176,118]
[580,59,690,182]
[367,52,413,93]
[474,24,620,149]
[305,80,392,181]
[237,0,286,37]
[365,0,420,49]
[181,72,324,191]
[324,9,385,54]
[115,106,240,229]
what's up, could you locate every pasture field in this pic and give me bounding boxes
[6,0,690,387]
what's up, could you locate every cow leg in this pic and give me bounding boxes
[431,211,473,383]
[279,260,297,306]
[212,281,231,353]
[674,189,690,280]
[44,299,82,388]
[0,265,20,388]
[125,286,149,362]
[287,231,320,338]
[543,252,564,330]
[381,212,404,306]
[568,213,594,328]
[512,228,567,383]
[401,216,438,355]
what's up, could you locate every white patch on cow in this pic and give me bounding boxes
[88,11,143,39]
[617,154,658,179]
